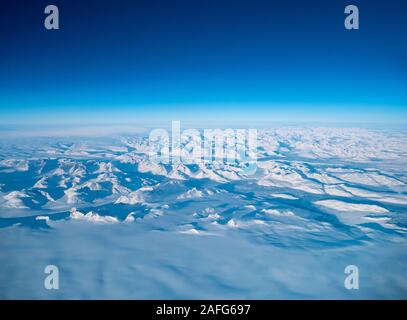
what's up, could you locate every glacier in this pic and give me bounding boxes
[0,126,406,299]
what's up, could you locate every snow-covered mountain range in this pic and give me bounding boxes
[0,126,406,299]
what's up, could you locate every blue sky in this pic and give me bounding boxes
[0,0,406,125]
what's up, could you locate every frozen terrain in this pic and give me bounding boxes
[0,126,406,299]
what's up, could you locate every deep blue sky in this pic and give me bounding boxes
[0,0,406,125]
